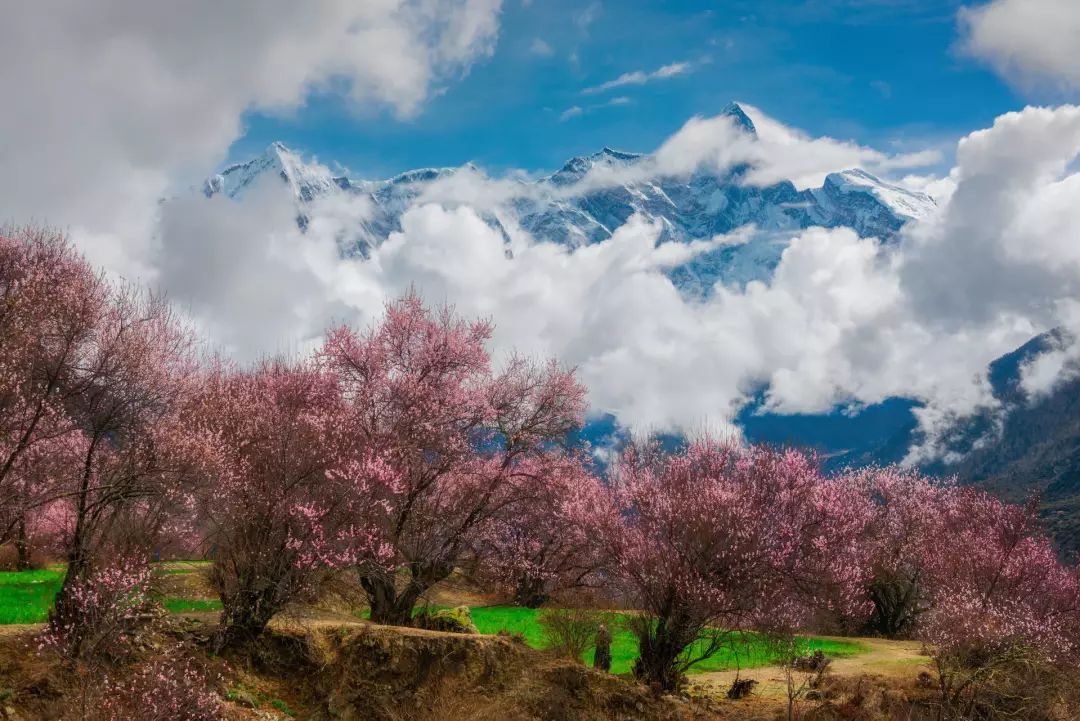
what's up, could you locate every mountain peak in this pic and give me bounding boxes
[548,146,644,186]
[262,141,299,164]
[597,146,642,162]
[721,102,757,135]
[205,141,336,201]
[822,169,935,220]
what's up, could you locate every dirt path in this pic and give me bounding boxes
[689,636,932,700]
[0,623,40,638]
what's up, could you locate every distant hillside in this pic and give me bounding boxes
[946,332,1080,558]
[745,330,1080,559]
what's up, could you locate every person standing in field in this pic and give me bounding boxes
[594,622,612,672]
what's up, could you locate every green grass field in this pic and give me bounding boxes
[466,606,865,675]
[0,562,221,624]
[1,567,865,677]
[0,567,65,624]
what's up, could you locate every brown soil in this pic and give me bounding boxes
[233,617,720,721]
[682,637,938,721]
[691,637,932,700]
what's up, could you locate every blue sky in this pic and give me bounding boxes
[229,0,1026,178]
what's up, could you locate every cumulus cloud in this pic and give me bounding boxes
[960,0,1080,93]
[149,105,1080,465]
[582,61,694,95]
[0,0,502,279]
[156,178,376,359]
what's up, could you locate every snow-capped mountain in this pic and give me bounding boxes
[204,103,934,290]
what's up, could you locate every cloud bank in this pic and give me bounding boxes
[148,104,1080,465]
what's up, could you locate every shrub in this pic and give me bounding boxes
[538,608,605,661]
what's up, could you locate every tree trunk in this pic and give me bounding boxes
[362,575,423,626]
[48,545,92,657]
[633,621,688,692]
[14,514,32,571]
[361,562,454,626]
[867,577,920,638]
[513,574,549,609]
[51,436,98,640]
[212,592,278,653]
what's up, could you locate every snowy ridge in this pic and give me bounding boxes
[820,169,935,221]
[205,142,340,202]
[204,104,934,290]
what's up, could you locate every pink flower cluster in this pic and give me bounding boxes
[39,558,152,660]
[474,451,621,605]
[97,650,223,721]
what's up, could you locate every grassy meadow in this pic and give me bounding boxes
[465,606,865,675]
[0,561,221,624]
[1,565,865,676]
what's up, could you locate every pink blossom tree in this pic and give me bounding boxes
[611,440,874,691]
[916,490,1080,716]
[474,451,619,608]
[0,227,205,646]
[4,440,84,569]
[322,293,586,625]
[0,227,108,558]
[850,466,953,638]
[48,288,204,638]
[192,359,394,650]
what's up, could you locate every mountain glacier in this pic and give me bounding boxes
[204,103,934,292]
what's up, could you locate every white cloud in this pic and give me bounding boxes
[558,96,633,122]
[583,61,693,95]
[1020,324,1080,400]
[156,178,380,359]
[960,0,1080,93]
[559,106,585,121]
[574,2,602,31]
[0,0,502,280]
[530,38,554,57]
[568,103,941,191]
